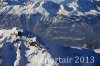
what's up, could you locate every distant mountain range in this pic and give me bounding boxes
[0,0,100,48]
[0,0,100,16]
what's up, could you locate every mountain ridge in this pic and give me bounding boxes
[0,28,100,66]
[0,0,100,16]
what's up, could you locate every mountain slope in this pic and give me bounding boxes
[0,28,100,66]
[0,0,100,66]
[0,28,58,66]
[0,0,100,16]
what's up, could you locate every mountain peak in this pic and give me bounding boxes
[0,0,99,16]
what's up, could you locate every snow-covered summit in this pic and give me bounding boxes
[0,27,100,66]
[0,28,100,66]
[0,0,99,16]
[60,0,100,15]
[0,27,58,66]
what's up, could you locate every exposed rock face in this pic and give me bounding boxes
[0,28,58,66]
[87,38,100,49]
[0,14,100,48]
[0,0,100,47]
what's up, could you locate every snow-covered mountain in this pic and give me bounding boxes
[0,0,100,48]
[60,0,100,15]
[0,28,58,66]
[0,0,100,16]
[0,0,100,66]
[0,28,100,66]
